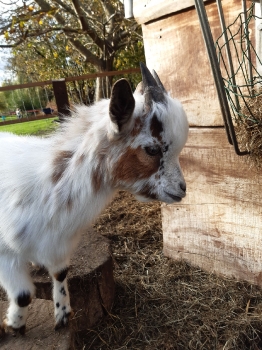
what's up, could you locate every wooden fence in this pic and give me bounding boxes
[0,68,140,125]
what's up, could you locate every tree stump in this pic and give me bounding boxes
[29,229,115,331]
[0,230,115,348]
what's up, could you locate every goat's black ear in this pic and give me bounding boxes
[109,79,135,132]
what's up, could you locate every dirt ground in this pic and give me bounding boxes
[76,191,262,350]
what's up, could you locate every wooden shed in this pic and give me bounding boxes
[133,0,262,286]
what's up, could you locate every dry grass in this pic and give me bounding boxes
[235,93,262,169]
[76,191,262,350]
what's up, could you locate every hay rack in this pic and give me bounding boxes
[194,0,262,156]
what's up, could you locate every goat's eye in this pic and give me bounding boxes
[144,146,161,156]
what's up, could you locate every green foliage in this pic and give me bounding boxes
[114,40,145,90]
[1,0,144,101]
[0,93,7,111]
[0,87,47,114]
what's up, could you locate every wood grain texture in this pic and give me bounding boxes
[141,0,244,126]
[162,128,262,286]
[133,0,208,25]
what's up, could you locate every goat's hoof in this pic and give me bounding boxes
[54,310,74,331]
[0,325,6,338]
[3,319,26,336]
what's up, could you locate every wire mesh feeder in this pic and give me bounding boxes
[216,1,262,167]
[195,0,262,166]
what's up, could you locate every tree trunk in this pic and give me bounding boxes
[94,57,114,101]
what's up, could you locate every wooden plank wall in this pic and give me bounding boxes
[134,0,262,285]
[162,128,262,285]
[140,0,245,126]
[133,0,209,25]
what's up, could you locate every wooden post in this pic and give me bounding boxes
[52,79,70,122]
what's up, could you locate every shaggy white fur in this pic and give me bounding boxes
[0,65,188,335]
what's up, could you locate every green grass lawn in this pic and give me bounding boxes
[0,117,58,136]
[1,115,17,122]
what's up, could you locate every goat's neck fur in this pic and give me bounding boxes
[49,100,122,228]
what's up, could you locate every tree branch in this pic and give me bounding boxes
[71,0,89,31]
[0,0,143,74]
[99,0,116,19]
[35,0,105,50]
[0,39,24,48]
[50,0,76,17]
[68,38,102,69]
[98,0,117,35]
[0,26,88,48]
[71,0,105,49]
[33,46,46,59]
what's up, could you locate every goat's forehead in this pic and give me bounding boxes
[130,113,169,149]
[132,96,188,150]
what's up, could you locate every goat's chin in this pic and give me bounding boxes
[162,196,183,204]
[134,193,183,205]
[134,194,154,203]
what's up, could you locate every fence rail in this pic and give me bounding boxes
[0,67,141,125]
[0,68,140,92]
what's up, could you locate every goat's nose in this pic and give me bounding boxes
[180,181,186,192]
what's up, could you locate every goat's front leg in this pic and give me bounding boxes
[0,303,4,338]
[49,266,73,330]
[0,255,35,335]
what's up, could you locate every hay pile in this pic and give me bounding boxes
[235,93,262,168]
[76,191,262,350]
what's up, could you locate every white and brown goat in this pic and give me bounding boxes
[0,63,188,335]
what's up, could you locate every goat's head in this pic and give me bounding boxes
[109,63,188,204]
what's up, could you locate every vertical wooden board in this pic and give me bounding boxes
[141,0,243,126]
[162,128,262,286]
[52,79,70,120]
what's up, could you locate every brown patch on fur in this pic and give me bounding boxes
[52,150,74,183]
[131,117,143,137]
[92,167,103,192]
[76,153,85,165]
[150,114,163,141]
[92,147,108,192]
[113,145,161,184]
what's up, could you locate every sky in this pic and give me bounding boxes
[0,50,12,83]
[0,0,21,84]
